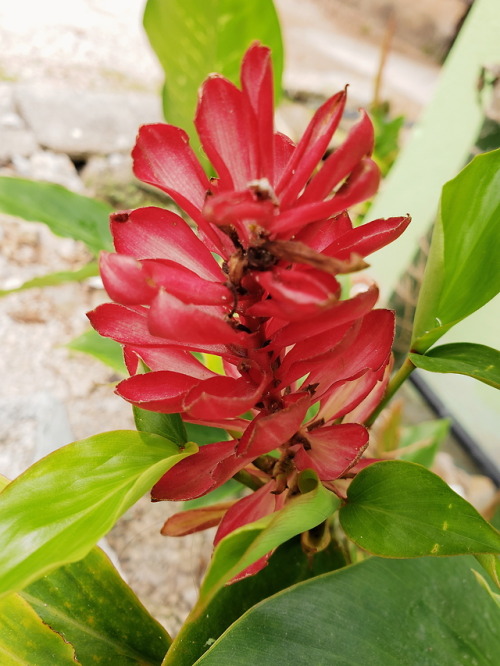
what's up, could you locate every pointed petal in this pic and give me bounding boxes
[148,290,243,346]
[267,284,379,350]
[183,371,268,420]
[294,211,353,253]
[271,158,380,238]
[343,359,392,423]
[126,345,216,379]
[273,132,295,185]
[116,370,203,412]
[142,259,231,306]
[100,252,157,305]
[276,90,346,205]
[152,440,238,501]
[293,424,368,480]
[111,207,221,281]
[317,369,381,422]
[236,393,311,456]
[299,110,375,204]
[161,502,235,537]
[132,124,210,221]
[241,43,275,182]
[324,215,411,260]
[195,75,258,189]
[88,303,166,346]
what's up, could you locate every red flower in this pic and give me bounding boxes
[88,42,409,573]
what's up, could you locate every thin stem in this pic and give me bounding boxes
[364,355,416,427]
[233,469,265,491]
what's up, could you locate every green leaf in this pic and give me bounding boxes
[0,430,196,597]
[184,422,229,446]
[0,262,98,297]
[66,328,127,374]
[0,176,113,254]
[412,149,500,351]
[189,471,339,616]
[0,593,79,665]
[475,553,500,590]
[144,0,283,153]
[165,537,346,665]
[22,546,170,665]
[182,479,241,511]
[195,556,500,665]
[133,406,187,446]
[339,460,500,557]
[398,418,450,468]
[409,343,500,389]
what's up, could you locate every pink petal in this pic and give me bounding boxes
[125,346,216,379]
[111,207,221,281]
[343,359,392,423]
[267,284,379,350]
[317,369,381,422]
[276,89,347,206]
[88,303,167,346]
[324,215,411,260]
[293,423,368,480]
[100,252,157,305]
[132,124,210,223]
[183,371,268,420]
[148,290,243,346]
[116,370,200,412]
[195,75,258,190]
[236,393,311,457]
[161,502,235,537]
[152,440,238,501]
[299,110,374,204]
[241,43,275,183]
[293,211,353,253]
[142,259,231,306]
[271,158,380,238]
[273,132,295,185]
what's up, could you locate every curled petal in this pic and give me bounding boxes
[293,424,369,480]
[125,345,215,379]
[100,252,157,305]
[267,284,379,350]
[152,440,238,501]
[161,501,235,537]
[299,110,375,204]
[294,211,353,253]
[132,125,213,231]
[273,132,295,184]
[277,89,347,206]
[324,215,411,260]
[195,76,258,190]
[317,368,383,423]
[88,303,166,346]
[342,359,393,423]
[149,290,243,346]
[116,370,207,412]
[111,207,221,281]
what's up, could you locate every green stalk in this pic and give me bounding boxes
[364,356,416,427]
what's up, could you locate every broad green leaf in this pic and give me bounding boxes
[165,537,346,665]
[398,418,450,468]
[0,176,113,254]
[475,553,500,590]
[196,556,500,665]
[66,328,127,374]
[409,343,500,389]
[144,0,283,154]
[134,406,187,446]
[22,546,170,665]
[0,430,196,597]
[0,593,79,665]
[185,422,229,446]
[187,471,339,618]
[340,460,500,557]
[0,262,98,298]
[412,149,500,352]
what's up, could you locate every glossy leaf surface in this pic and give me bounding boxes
[340,461,500,557]
[412,149,500,351]
[182,471,339,622]
[409,343,500,389]
[0,262,98,297]
[22,546,170,665]
[0,431,196,597]
[134,405,188,446]
[0,176,112,254]
[66,328,127,374]
[165,537,346,665]
[0,593,79,665]
[196,556,500,665]
[144,0,283,145]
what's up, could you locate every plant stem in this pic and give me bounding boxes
[233,469,265,491]
[364,355,416,427]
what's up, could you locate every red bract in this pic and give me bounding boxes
[88,42,410,576]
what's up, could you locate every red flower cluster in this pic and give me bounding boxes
[88,43,409,576]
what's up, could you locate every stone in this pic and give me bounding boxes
[0,127,38,163]
[11,150,84,192]
[15,85,163,158]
